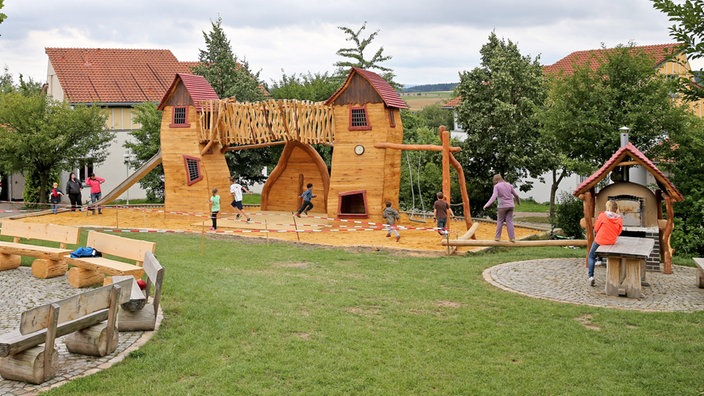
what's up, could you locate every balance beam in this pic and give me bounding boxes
[441,239,588,247]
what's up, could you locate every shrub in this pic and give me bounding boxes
[551,192,584,239]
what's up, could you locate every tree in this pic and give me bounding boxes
[652,0,704,100]
[335,22,400,90]
[268,71,341,102]
[454,32,549,216]
[192,17,266,102]
[0,93,112,204]
[192,16,276,185]
[540,44,692,214]
[124,102,164,201]
[0,0,6,25]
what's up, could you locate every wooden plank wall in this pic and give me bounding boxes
[161,106,230,215]
[263,144,328,213]
[327,103,403,223]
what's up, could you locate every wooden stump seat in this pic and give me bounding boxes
[65,230,155,288]
[0,221,80,277]
[0,279,133,384]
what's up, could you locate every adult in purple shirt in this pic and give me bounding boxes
[483,174,521,242]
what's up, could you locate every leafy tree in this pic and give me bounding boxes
[335,22,400,90]
[0,93,112,204]
[268,71,341,102]
[192,17,266,102]
[0,0,6,25]
[192,16,276,185]
[652,0,704,100]
[454,32,549,216]
[540,44,692,214]
[124,102,164,202]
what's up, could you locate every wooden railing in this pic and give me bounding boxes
[197,99,335,149]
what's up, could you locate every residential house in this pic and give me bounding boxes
[5,48,197,202]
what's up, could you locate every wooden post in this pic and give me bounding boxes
[440,126,451,205]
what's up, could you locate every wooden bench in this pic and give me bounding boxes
[693,258,704,288]
[114,251,164,331]
[596,236,655,298]
[0,220,80,278]
[0,278,133,384]
[65,230,155,288]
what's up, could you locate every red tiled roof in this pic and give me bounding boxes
[325,67,408,109]
[544,43,681,77]
[443,96,461,108]
[46,48,197,104]
[157,74,219,112]
[573,143,683,201]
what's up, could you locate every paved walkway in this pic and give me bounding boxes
[484,258,704,312]
[0,268,160,396]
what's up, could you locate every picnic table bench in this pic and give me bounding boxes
[597,236,654,298]
[0,221,80,278]
[0,278,133,384]
[65,230,155,288]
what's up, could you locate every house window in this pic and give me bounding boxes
[171,106,189,127]
[349,106,371,130]
[388,109,396,128]
[183,155,203,185]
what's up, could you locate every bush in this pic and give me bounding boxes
[551,192,584,239]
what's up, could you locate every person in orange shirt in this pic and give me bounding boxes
[587,200,623,286]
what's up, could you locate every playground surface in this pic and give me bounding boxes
[17,206,548,254]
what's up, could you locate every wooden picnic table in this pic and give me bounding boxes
[596,236,654,298]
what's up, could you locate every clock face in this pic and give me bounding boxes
[354,145,365,155]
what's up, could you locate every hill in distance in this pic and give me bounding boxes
[402,83,457,93]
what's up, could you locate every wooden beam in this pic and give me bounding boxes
[373,142,461,152]
[223,141,287,152]
[441,239,588,247]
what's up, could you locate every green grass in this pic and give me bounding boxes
[518,199,550,213]
[43,233,704,395]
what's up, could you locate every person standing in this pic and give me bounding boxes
[229,176,251,222]
[49,182,64,214]
[85,173,105,214]
[433,192,453,236]
[295,183,316,217]
[66,172,83,212]
[483,174,521,242]
[587,200,623,286]
[209,188,221,231]
[382,201,401,242]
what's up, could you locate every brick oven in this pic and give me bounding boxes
[573,141,683,274]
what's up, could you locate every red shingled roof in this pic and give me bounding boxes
[544,43,681,77]
[443,96,461,108]
[158,74,219,112]
[573,143,683,201]
[325,67,408,109]
[46,48,197,104]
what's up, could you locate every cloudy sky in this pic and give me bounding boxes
[0,0,692,87]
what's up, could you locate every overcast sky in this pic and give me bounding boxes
[0,0,694,87]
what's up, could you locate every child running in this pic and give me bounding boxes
[383,201,401,242]
[49,182,64,214]
[295,183,316,217]
[229,176,251,222]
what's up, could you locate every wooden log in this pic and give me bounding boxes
[64,323,118,357]
[68,267,104,288]
[118,305,157,331]
[0,345,57,384]
[458,222,480,241]
[31,259,68,279]
[441,239,588,247]
[0,253,21,270]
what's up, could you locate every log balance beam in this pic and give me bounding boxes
[441,239,588,247]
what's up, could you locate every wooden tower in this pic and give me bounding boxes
[158,74,230,214]
[324,68,408,222]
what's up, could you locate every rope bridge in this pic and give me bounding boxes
[198,99,335,150]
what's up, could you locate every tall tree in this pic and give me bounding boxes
[454,32,549,216]
[335,22,400,90]
[540,44,691,210]
[0,0,6,25]
[192,16,275,185]
[124,102,164,201]
[652,0,704,100]
[192,17,266,102]
[268,71,340,102]
[0,93,112,204]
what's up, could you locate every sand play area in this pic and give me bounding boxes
[18,206,547,254]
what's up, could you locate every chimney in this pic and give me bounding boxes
[619,126,630,147]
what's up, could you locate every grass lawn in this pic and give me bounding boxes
[45,233,704,395]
